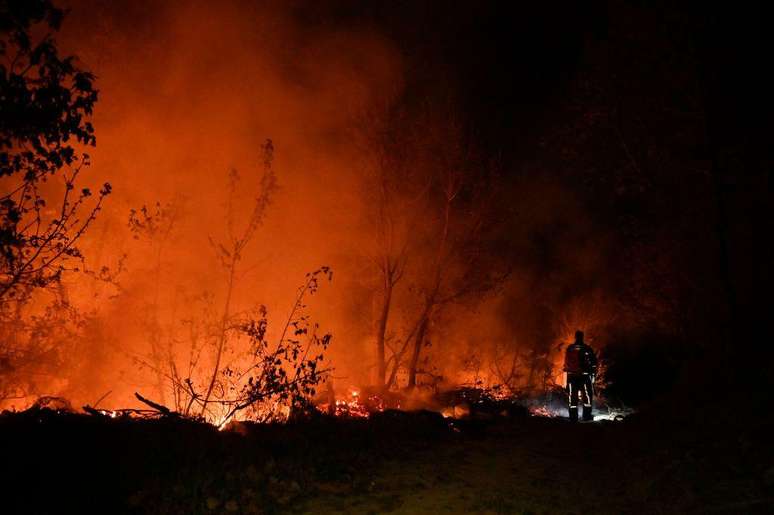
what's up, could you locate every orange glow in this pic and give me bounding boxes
[1,1,623,423]
[316,388,388,419]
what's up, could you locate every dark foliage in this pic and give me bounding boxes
[0,0,97,180]
[1,0,110,303]
[0,407,454,514]
[601,332,690,407]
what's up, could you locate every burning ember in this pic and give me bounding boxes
[528,405,559,418]
[527,402,632,421]
[315,388,391,418]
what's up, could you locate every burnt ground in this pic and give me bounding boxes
[1,396,772,515]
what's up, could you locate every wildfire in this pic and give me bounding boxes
[440,404,470,419]
[316,388,389,418]
[528,405,560,418]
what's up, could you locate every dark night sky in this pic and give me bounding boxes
[297,0,595,158]
[297,0,772,169]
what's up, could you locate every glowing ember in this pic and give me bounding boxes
[316,388,387,418]
[528,405,559,418]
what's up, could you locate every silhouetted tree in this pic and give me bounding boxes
[0,0,110,402]
[380,109,508,389]
[356,104,416,388]
[199,140,277,415]
[128,199,183,403]
[1,0,110,303]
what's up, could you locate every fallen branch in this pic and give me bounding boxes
[82,405,161,419]
[82,405,106,417]
[134,392,177,417]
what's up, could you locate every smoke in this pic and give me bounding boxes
[24,0,402,407]
[2,0,636,411]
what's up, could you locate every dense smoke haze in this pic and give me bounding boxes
[37,0,406,408]
[3,0,767,417]
[0,0,674,411]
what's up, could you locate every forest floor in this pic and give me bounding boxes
[1,397,772,515]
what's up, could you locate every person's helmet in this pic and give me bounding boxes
[575,330,584,343]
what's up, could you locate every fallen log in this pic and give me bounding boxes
[134,392,177,417]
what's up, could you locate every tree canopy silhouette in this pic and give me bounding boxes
[1,0,110,303]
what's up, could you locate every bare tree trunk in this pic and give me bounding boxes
[407,308,430,389]
[375,277,393,387]
[526,356,536,392]
[406,173,458,387]
[150,244,166,404]
[385,339,405,390]
[326,379,336,416]
[200,255,237,416]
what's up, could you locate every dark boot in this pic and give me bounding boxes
[568,406,578,422]
[582,406,593,421]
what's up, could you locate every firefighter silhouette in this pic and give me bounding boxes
[563,330,598,421]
